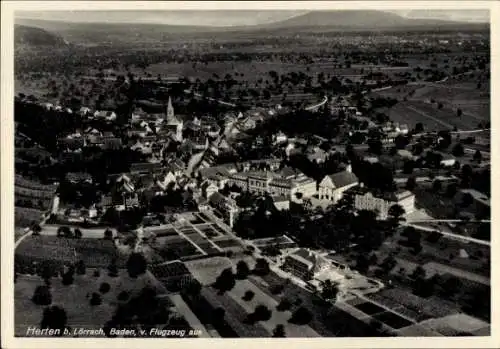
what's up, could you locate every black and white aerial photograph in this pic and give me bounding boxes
[2,1,496,346]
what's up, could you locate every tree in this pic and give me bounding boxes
[356,253,370,274]
[75,260,86,275]
[126,252,148,278]
[31,223,42,236]
[320,279,339,302]
[253,258,270,276]
[452,143,465,157]
[445,183,457,198]
[57,226,72,238]
[394,135,408,150]
[406,176,416,190]
[461,192,474,208]
[432,180,442,192]
[380,255,397,273]
[40,306,67,336]
[212,307,226,325]
[32,285,52,305]
[473,150,482,162]
[411,266,426,280]
[406,228,422,249]
[90,292,102,306]
[214,268,236,293]
[403,160,415,174]
[271,284,285,295]
[117,291,130,302]
[276,298,292,311]
[415,123,424,133]
[104,228,114,240]
[107,258,119,278]
[273,324,286,337]
[289,307,313,325]
[236,260,250,279]
[368,139,383,155]
[99,282,111,294]
[74,228,83,239]
[388,204,405,222]
[252,305,272,322]
[242,290,255,301]
[441,276,462,298]
[61,267,74,286]
[184,280,202,298]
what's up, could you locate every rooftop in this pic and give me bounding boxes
[328,170,359,188]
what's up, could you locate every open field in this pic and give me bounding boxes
[200,286,270,337]
[387,101,480,131]
[376,225,490,277]
[227,278,320,337]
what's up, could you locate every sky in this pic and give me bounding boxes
[15,10,490,26]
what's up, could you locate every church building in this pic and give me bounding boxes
[165,96,183,142]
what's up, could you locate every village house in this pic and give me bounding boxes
[208,192,239,228]
[156,171,177,191]
[78,106,92,116]
[130,162,163,175]
[306,147,327,164]
[201,181,219,199]
[272,131,288,145]
[93,110,117,121]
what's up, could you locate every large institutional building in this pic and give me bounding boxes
[228,167,317,199]
[351,186,415,220]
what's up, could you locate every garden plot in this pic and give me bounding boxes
[145,226,178,237]
[15,236,118,269]
[153,235,204,261]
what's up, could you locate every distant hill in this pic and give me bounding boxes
[14,11,489,46]
[15,24,68,47]
[263,10,486,30]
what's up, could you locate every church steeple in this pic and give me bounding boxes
[167,96,175,121]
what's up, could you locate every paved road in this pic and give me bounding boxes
[451,128,490,135]
[403,223,490,246]
[304,95,328,111]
